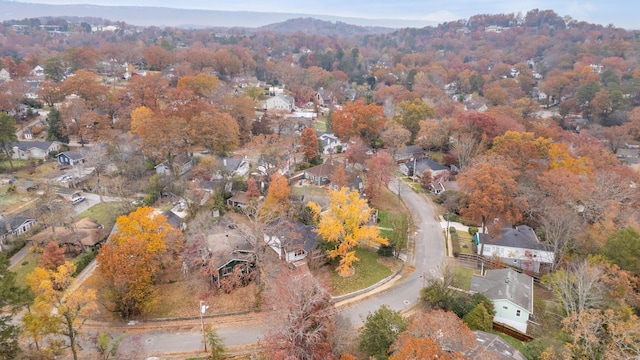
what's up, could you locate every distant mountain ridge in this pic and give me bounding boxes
[0,1,436,29]
[258,18,394,35]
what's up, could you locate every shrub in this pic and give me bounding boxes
[6,239,27,257]
[450,231,460,257]
[21,261,29,266]
[449,226,457,234]
[468,226,478,236]
[463,303,493,331]
[377,244,394,257]
[73,249,96,276]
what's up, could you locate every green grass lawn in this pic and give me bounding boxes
[77,202,125,230]
[314,120,327,132]
[457,231,475,255]
[330,248,393,296]
[453,266,477,291]
[291,186,328,196]
[10,252,40,288]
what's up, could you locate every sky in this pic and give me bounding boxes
[9,0,640,29]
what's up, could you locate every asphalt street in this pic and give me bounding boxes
[109,179,446,357]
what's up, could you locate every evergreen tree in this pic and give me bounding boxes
[46,108,68,143]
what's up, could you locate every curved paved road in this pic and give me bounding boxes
[86,180,446,357]
[339,179,446,325]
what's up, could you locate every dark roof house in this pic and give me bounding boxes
[264,218,318,263]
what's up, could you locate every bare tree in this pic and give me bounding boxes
[538,205,583,271]
[543,259,604,316]
[84,144,109,202]
[450,133,486,171]
[260,268,336,360]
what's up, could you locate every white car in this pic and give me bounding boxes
[71,196,86,205]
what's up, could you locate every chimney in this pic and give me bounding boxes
[223,158,227,167]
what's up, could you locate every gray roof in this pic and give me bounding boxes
[468,331,527,360]
[162,210,183,229]
[412,158,448,174]
[59,150,85,161]
[217,156,243,172]
[12,141,55,152]
[206,224,254,270]
[477,225,544,251]
[471,268,533,313]
[0,213,35,236]
[266,218,317,252]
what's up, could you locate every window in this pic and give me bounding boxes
[516,310,521,317]
[294,249,306,257]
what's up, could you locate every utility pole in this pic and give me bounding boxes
[200,300,209,352]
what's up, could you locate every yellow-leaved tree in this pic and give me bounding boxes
[309,187,387,276]
[96,206,182,319]
[26,262,97,360]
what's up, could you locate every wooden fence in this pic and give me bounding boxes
[451,253,544,285]
[493,322,534,342]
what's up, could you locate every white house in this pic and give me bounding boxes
[474,225,555,273]
[31,65,45,77]
[319,133,347,154]
[264,95,294,111]
[0,213,36,250]
[264,219,317,263]
[0,68,11,82]
[12,141,62,160]
[471,268,534,334]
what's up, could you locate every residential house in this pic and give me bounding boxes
[11,141,62,160]
[303,160,362,190]
[57,150,86,167]
[471,268,534,334]
[213,156,249,180]
[264,218,318,263]
[391,145,425,163]
[264,95,295,111]
[314,87,336,107]
[205,224,254,288]
[0,68,11,82]
[30,217,106,254]
[474,225,555,273]
[399,158,448,178]
[31,65,45,77]
[162,201,188,231]
[227,191,251,209]
[319,133,347,155]
[616,146,640,165]
[155,154,193,176]
[0,213,36,248]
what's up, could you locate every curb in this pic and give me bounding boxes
[331,262,405,305]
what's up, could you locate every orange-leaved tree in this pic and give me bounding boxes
[458,161,526,236]
[300,127,319,161]
[390,310,476,360]
[26,262,97,360]
[264,172,290,212]
[96,206,182,319]
[309,187,387,275]
[332,99,387,143]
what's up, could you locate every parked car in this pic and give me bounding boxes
[71,196,86,205]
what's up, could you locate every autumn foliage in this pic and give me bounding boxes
[332,99,387,143]
[309,187,387,275]
[96,206,183,319]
